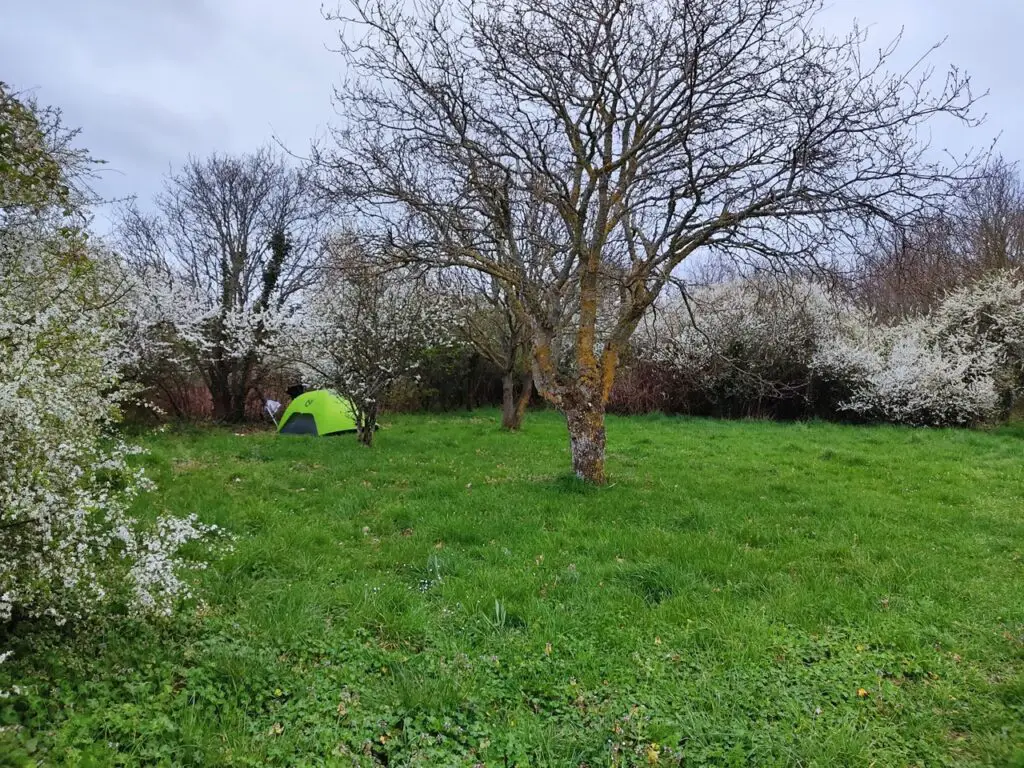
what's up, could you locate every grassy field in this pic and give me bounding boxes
[2,410,1024,766]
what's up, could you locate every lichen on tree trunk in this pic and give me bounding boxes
[532,330,620,484]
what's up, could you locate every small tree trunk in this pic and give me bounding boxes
[467,353,480,411]
[500,370,534,430]
[211,386,233,423]
[358,404,378,447]
[209,361,247,423]
[500,373,517,430]
[514,370,533,424]
[229,386,248,424]
[564,404,607,484]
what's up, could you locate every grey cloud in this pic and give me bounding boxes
[2,0,338,210]
[1,0,1022,216]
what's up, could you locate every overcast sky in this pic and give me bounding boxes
[2,0,1021,227]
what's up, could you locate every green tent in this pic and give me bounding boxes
[277,390,358,436]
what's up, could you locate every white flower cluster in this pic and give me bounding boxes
[127,514,225,617]
[290,268,453,429]
[640,271,1024,427]
[813,317,1001,426]
[117,264,295,387]
[0,230,224,625]
[1,86,226,630]
[638,278,843,407]
[814,271,1024,426]
[930,271,1024,395]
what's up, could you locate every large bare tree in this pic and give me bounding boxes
[118,148,327,422]
[961,157,1024,271]
[316,0,982,483]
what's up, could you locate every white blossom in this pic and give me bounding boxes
[1,87,227,636]
[639,273,1022,427]
[0,228,227,627]
[637,277,844,408]
[813,316,1001,426]
[812,272,1024,426]
[285,260,453,440]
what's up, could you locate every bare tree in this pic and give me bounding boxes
[853,219,966,321]
[445,269,534,429]
[118,148,327,422]
[855,157,1023,320]
[316,0,982,483]
[961,157,1024,271]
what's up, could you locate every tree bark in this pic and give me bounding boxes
[532,332,618,485]
[514,370,532,426]
[564,405,607,484]
[208,357,248,424]
[211,382,233,423]
[500,373,515,428]
[229,393,247,424]
[358,405,378,447]
[500,370,533,430]
[467,352,480,411]
[212,383,248,423]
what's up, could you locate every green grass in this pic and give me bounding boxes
[3,410,1024,766]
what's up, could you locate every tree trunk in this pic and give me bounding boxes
[500,370,534,430]
[358,405,378,447]
[229,381,249,423]
[211,384,234,423]
[467,353,480,411]
[208,359,248,424]
[212,385,247,423]
[500,373,517,430]
[532,329,619,485]
[230,394,247,424]
[564,405,607,484]
[514,370,533,425]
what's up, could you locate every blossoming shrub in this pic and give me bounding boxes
[117,263,295,419]
[1,84,221,625]
[293,260,452,445]
[634,278,844,418]
[928,270,1024,412]
[811,316,1001,426]
[812,271,1024,426]
[636,272,1024,427]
